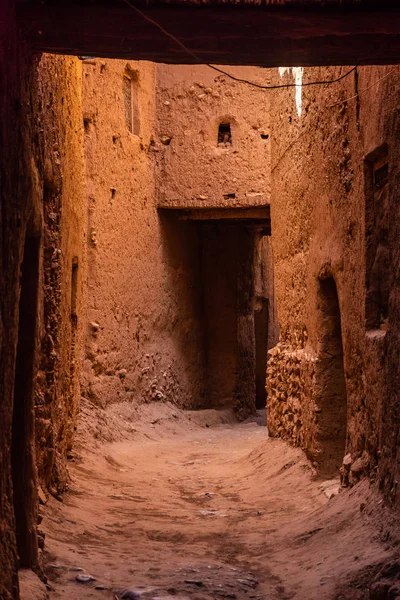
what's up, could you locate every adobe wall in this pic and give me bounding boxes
[81,61,277,415]
[154,65,271,209]
[0,3,85,593]
[33,54,86,494]
[81,60,206,410]
[268,65,400,495]
[0,4,32,594]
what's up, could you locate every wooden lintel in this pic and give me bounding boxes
[17,3,400,67]
[174,207,270,221]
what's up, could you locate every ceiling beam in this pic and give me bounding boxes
[17,3,400,66]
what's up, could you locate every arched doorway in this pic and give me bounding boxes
[11,233,40,567]
[315,276,347,478]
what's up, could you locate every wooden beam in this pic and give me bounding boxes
[171,207,271,221]
[17,3,400,66]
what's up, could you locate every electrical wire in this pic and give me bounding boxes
[119,0,358,90]
[328,65,399,107]
[204,64,357,90]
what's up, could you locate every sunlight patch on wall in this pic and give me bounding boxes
[278,67,304,117]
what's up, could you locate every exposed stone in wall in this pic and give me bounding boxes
[0,14,85,588]
[33,54,86,494]
[0,4,31,591]
[267,343,317,456]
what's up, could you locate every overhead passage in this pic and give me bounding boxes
[17,1,400,67]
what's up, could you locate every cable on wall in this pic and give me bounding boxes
[119,0,359,91]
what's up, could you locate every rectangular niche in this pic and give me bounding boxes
[123,69,140,136]
[364,143,390,332]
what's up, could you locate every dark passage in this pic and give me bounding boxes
[255,298,269,409]
[12,234,40,567]
[316,276,347,477]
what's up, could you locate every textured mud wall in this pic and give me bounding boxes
[154,65,271,209]
[0,4,85,593]
[33,54,86,494]
[81,61,277,414]
[0,4,33,595]
[151,64,276,415]
[81,60,206,409]
[268,66,400,493]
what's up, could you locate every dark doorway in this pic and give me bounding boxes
[254,298,269,409]
[316,276,347,477]
[11,234,40,567]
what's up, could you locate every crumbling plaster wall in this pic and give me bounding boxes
[0,3,85,592]
[81,60,206,410]
[268,65,400,496]
[33,54,86,494]
[154,65,271,209]
[0,6,33,595]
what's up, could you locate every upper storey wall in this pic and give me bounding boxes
[81,59,207,411]
[154,65,271,210]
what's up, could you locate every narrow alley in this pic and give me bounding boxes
[24,403,396,600]
[3,3,400,600]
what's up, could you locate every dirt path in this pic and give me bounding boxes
[38,402,394,600]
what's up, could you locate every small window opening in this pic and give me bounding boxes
[223,193,236,200]
[123,69,140,136]
[218,123,232,147]
[260,133,269,140]
[373,156,389,188]
[364,145,390,331]
[123,75,133,133]
[71,257,78,327]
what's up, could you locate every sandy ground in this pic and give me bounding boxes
[31,401,399,600]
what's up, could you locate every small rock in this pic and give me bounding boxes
[70,567,85,572]
[76,574,96,583]
[94,584,109,590]
[120,590,147,599]
[184,580,204,587]
[159,134,172,146]
[38,485,47,505]
[342,453,352,470]
[237,578,258,589]
[350,452,370,479]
